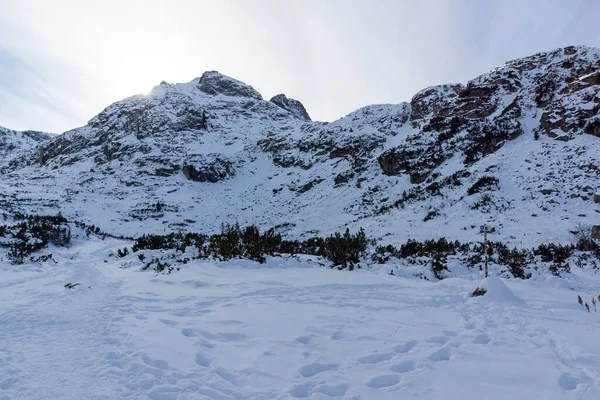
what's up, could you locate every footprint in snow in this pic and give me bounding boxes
[473,333,491,345]
[428,347,451,362]
[147,387,184,400]
[142,355,170,370]
[393,340,418,354]
[194,352,211,367]
[104,336,119,345]
[299,363,338,378]
[358,353,394,365]
[214,319,244,327]
[366,374,400,389]
[219,332,249,341]
[390,360,416,373]
[314,384,350,397]
[106,352,128,369]
[426,336,449,345]
[295,335,313,345]
[290,382,312,398]
[0,377,18,390]
[181,328,197,337]
[558,374,579,391]
[214,367,246,387]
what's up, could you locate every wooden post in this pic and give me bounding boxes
[484,230,488,278]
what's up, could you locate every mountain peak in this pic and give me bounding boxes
[197,71,263,100]
[269,94,311,121]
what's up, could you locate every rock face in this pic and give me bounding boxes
[269,94,311,121]
[182,156,235,183]
[0,127,53,169]
[588,120,600,138]
[197,71,263,100]
[593,225,600,240]
[409,84,463,121]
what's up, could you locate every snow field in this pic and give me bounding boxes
[2,238,600,399]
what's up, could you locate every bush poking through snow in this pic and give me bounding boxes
[372,237,600,280]
[132,232,207,253]
[472,287,487,297]
[496,245,532,279]
[64,283,80,289]
[578,295,600,313]
[321,228,368,270]
[0,214,71,265]
[130,224,368,272]
[117,247,129,258]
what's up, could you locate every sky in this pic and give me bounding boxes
[0,0,599,133]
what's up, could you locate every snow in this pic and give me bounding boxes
[2,238,600,399]
[473,276,524,304]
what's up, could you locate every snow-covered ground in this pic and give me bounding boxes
[2,237,600,399]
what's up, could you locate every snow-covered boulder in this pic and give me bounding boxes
[473,277,523,304]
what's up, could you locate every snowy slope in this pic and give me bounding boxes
[0,46,599,247]
[0,126,52,167]
[1,238,600,399]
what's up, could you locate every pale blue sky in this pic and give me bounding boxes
[1,0,599,133]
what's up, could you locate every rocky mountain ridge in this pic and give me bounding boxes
[1,45,599,246]
[0,127,52,164]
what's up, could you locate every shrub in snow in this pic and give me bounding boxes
[430,252,447,280]
[207,223,245,261]
[372,238,466,280]
[130,224,367,272]
[534,243,573,276]
[117,247,129,258]
[329,228,368,270]
[577,295,600,313]
[0,214,71,265]
[495,244,532,279]
[206,224,282,263]
[132,232,206,253]
[102,222,600,277]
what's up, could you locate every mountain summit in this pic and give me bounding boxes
[197,70,263,100]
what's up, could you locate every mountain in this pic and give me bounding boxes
[0,127,53,167]
[1,46,599,246]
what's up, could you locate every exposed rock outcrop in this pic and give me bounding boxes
[197,71,263,100]
[269,94,311,121]
[182,156,235,183]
